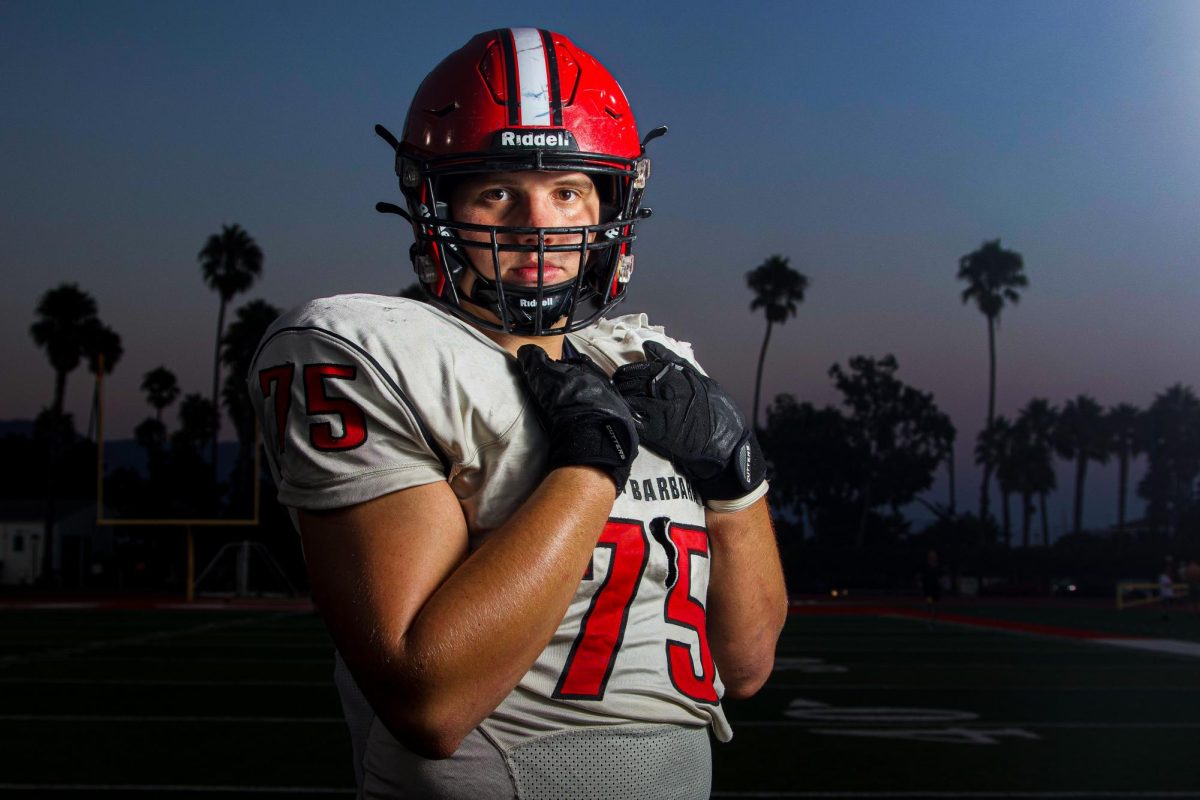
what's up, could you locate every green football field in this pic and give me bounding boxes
[1,600,1198,798]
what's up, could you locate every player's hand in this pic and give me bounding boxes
[612,341,764,503]
[516,345,638,493]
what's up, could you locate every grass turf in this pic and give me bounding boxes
[1,602,1198,797]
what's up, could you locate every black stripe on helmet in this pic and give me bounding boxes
[539,29,564,127]
[498,29,520,126]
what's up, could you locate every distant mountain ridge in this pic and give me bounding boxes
[0,419,34,438]
[103,440,242,482]
[0,419,241,481]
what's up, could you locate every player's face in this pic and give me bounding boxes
[448,170,601,290]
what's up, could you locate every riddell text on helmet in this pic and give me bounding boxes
[495,130,577,149]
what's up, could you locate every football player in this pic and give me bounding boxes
[250,28,787,799]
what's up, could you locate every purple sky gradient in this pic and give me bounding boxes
[3,1,1198,537]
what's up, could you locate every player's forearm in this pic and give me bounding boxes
[705,497,787,699]
[380,467,615,755]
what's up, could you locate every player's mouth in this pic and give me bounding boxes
[506,264,571,286]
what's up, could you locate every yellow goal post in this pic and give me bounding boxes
[1115,581,1191,610]
[93,357,264,601]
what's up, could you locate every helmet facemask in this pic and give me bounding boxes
[405,157,648,336]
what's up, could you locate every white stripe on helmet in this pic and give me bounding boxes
[511,27,552,126]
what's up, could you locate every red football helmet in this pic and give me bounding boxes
[377,28,664,335]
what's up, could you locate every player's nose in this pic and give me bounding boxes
[518,193,564,240]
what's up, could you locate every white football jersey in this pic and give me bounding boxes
[249,294,733,763]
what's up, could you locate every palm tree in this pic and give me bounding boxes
[957,239,1027,523]
[1016,398,1059,545]
[746,255,808,430]
[980,417,1014,545]
[1019,443,1056,547]
[199,224,264,477]
[1106,403,1141,532]
[1007,415,1055,548]
[175,393,218,454]
[171,393,221,517]
[141,366,181,424]
[82,322,123,441]
[134,417,167,455]
[220,299,281,513]
[29,283,99,419]
[29,283,100,584]
[929,410,957,516]
[1136,385,1200,535]
[1054,395,1109,535]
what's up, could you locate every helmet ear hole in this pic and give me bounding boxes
[595,175,619,215]
[433,175,463,218]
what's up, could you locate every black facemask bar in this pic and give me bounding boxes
[421,214,638,335]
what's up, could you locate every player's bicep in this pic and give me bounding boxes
[299,480,469,675]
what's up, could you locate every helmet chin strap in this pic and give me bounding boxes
[466,272,577,335]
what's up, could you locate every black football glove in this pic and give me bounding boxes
[612,341,764,503]
[516,345,638,493]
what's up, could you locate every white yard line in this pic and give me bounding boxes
[766,683,1199,691]
[0,612,307,667]
[1096,637,1200,657]
[883,613,1200,660]
[0,785,350,794]
[734,720,1200,729]
[710,793,1200,799]
[0,714,343,723]
[0,677,329,686]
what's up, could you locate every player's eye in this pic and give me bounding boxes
[480,187,511,202]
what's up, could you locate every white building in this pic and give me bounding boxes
[0,506,43,585]
[0,501,113,587]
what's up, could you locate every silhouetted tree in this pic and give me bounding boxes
[133,417,169,499]
[82,321,123,440]
[1137,385,1200,535]
[29,283,101,584]
[1016,398,1058,545]
[30,283,99,419]
[33,408,77,449]
[141,366,181,424]
[1106,403,1142,533]
[747,255,808,430]
[761,394,860,540]
[928,409,958,516]
[171,393,220,517]
[979,417,1014,545]
[957,239,1027,524]
[135,417,167,457]
[175,394,217,453]
[829,354,949,548]
[1007,414,1055,547]
[199,224,263,478]
[220,299,281,514]
[1055,395,1109,535]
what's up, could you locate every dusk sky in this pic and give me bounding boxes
[3,1,1198,535]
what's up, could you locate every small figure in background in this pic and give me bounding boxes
[1159,556,1175,622]
[920,549,943,629]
